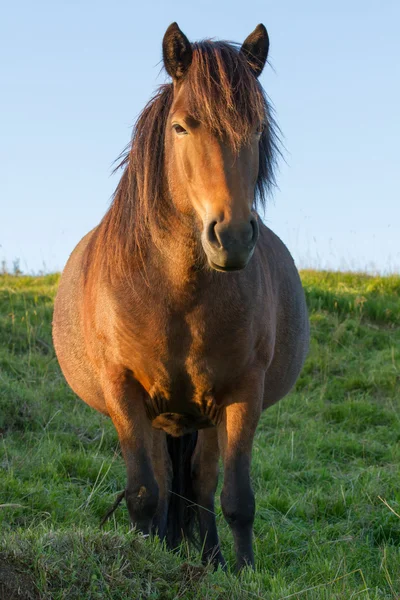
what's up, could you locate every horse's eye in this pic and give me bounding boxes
[256,124,265,136]
[173,123,188,135]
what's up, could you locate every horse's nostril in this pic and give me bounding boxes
[250,218,259,244]
[239,220,257,246]
[206,220,220,248]
[241,223,254,244]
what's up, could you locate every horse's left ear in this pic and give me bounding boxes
[240,24,269,78]
[163,22,193,80]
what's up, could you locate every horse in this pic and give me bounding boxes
[52,22,309,571]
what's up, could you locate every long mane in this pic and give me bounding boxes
[98,40,280,271]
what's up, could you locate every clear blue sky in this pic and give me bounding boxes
[1,1,399,274]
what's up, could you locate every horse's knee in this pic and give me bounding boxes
[126,479,159,531]
[221,485,255,528]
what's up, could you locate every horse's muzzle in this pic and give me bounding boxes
[202,217,259,272]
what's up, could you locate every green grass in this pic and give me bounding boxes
[0,270,399,599]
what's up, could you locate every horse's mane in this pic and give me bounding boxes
[98,40,280,272]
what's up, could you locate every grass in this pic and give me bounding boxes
[0,270,399,599]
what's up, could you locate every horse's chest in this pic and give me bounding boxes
[123,303,254,433]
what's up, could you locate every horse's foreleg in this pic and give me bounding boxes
[191,428,226,568]
[104,375,158,535]
[218,374,264,571]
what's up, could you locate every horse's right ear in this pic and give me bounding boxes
[163,23,193,80]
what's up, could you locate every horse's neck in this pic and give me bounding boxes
[98,217,209,301]
[147,223,207,293]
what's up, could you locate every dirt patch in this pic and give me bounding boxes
[0,558,38,600]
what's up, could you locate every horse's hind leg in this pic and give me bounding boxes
[191,428,226,568]
[151,430,172,539]
[104,373,158,535]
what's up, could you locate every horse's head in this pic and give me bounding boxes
[162,23,273,272]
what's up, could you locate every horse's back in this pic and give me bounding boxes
[258,223,309,408]
[53,228,108,414]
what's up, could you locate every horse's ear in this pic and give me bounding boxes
[163,22,193,80]
[240,24,269,78]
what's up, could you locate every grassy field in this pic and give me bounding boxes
[0,270,399,599]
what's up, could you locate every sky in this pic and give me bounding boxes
[1,0,399,274]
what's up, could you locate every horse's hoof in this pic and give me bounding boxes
[202,549,227,571]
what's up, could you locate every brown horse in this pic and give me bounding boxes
[53,23,309,571]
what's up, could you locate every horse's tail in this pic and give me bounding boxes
[166,432,198,549]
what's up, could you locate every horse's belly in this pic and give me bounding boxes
[53,231,108,415]
[151,411,214,437]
